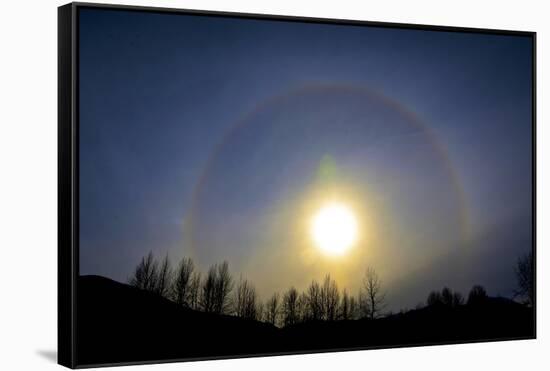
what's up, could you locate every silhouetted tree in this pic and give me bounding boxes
[427,290,443,306]
[467,285,488,306]
[188,271,201,310]
[359,267,386,319]
[321,274,340,321]
[172,257,195,306]
[306,280,323,321]
[339,289,359,320]
[297,292,309,322]
[429,287,463,308]
[256,301,264,322]
[199,261,234,314]
[340,289,352,320]
[233,276,258,320]
[452,291,464,306]
[265,293,280,326]
[282,287,300,326]
[155,255,172,298]
[514,251,534,306]
[441,287,454,306]
[200,265,218,313]
[348,295,358,320]
[213,261,234,314]
[129,251,158,292]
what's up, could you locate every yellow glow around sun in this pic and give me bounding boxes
[311,202,358,255]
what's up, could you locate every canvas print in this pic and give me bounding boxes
[73,5,534,367]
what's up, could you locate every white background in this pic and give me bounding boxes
[0,0,547,369]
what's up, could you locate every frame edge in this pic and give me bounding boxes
[72,1,534,36]
[58,2,77,369]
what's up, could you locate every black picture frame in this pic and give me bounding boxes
[58,2,536,368]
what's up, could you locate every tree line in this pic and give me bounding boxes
[128,252,387,326]
[128,250,533,327]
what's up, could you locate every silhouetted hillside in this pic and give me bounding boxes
[77,275,279,365]
[77,275,534,366]
[281,298,533,351]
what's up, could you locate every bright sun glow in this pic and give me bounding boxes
[311,202,358,255]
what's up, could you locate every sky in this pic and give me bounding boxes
[78,7,533,311]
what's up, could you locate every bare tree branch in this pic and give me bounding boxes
[514,251,534,306]
[172,257,194,306]
[360,267,386,320]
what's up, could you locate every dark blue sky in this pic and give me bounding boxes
[79,7,532,310]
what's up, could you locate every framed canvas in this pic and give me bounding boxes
[58,2,536,368]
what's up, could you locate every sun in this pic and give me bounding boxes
[311,202,358,255]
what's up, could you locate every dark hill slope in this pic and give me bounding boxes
[281,298,533,351]
[77,275,534,366]
[77,275,279,365]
